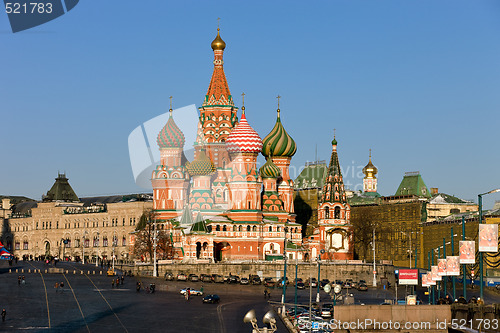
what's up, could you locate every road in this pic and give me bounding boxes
[0,261,285,332]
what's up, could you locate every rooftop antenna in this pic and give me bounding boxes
[241,92,245,114]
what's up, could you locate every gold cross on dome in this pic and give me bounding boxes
[334,128,336,138]
[241,92,245,107]
[276,95,281,109]
[169,96,173,109]
[217,17,220,30]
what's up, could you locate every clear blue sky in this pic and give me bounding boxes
[1,0,499,208]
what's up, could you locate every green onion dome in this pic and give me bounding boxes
[157,110,185,148]
[187,149,215,176]
[262,110,297,158]
[259,158,281,179]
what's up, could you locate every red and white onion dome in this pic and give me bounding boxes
[225,109,263,154]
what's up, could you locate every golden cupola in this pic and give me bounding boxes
[211,28,226,51]
[362,150,378,178]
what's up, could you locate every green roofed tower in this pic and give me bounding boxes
[395,171,431,198]
[42,173,80,202]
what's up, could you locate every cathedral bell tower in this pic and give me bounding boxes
[316,134,353,260]
[198,27,238,206]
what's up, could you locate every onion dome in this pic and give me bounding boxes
[259,158,281,179]
[211,28,226,51]
[157,109,185,148]
[225,108,263,154]
[362,150,378,177]
[187,149,215,176]
[262,109,297,158]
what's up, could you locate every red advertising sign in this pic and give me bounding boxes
[479,224,498,252]
[399,269,418,285]
[459,240,475,264]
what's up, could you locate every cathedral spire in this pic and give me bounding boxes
[204,24,233,107]
[322,134,346,204]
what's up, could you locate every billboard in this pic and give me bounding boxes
[427,273,436,285]
[421,274,428,287]
[459,240,475,264]
[431,266,441,281]
[437,258,447,276]
[446,256,460,276]
[479,224,498,252]
[399,269,418,285]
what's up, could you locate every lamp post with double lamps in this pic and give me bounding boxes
[478,188,500,301]
[281,224,288,315]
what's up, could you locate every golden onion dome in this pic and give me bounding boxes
[362,152,378,177]
[187,149,215,176]
[211,28,226,51]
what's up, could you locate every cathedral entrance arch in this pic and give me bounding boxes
[214,242,230,262]
[44,241,50,256]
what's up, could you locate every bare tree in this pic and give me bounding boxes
[133,210,173,261]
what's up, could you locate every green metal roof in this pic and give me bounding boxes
[294,162,327,189]
[43,173,80,202]
[395,172,431,198]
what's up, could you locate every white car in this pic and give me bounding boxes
[179,288,203,296]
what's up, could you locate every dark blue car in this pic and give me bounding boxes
[202,294,220,304]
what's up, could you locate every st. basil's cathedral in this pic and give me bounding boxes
[151,28,353,262]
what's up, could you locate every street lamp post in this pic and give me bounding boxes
[316,252,322,303]
[462,216,467,301]
[372,228,377,287]
[478,188,500,301]
[153,215,158,278]
[96,232,100,267]
[281,225,288,315]
[443,237,447,298]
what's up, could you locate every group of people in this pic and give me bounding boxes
[111,276,125,288]
[17,276,26,286]
[135,281,156,293]
[54,281,64,292]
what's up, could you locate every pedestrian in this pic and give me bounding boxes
[54,282,59,293]
[121,275,124,285]
[17,276,21,286]
[116,278,120,287]
[264,287,267,299]
[136,282,141,292]
[112,279,115,288]
[185,288,190,301]
[22,276,25,285]
[200,285,204,294]
[1,309,5,322]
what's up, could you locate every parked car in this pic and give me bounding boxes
[250,276,262,285]
[306,278,317,288]
[296,281,306,290]
[177,272,187,281]
[276,277,289,287]
[286,307,307,317]
[320,279,330,289]
[229,275,240,284]
[201,274,212,283]
[165,271,175,281]
[344,279,353,288]
[264,277,275,287]
[202,294,220,304]
[213,274,224,283]
[320,303,334,318]
[358,283,368,291]
[240,277,249,285]
[188,274,199,282]
[180,288,203,296]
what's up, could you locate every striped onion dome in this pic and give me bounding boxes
[187,149,215,176]
[262,109,296,158]
[259,158,281,179]
[157,110,185,149]
[225,109,263,154]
